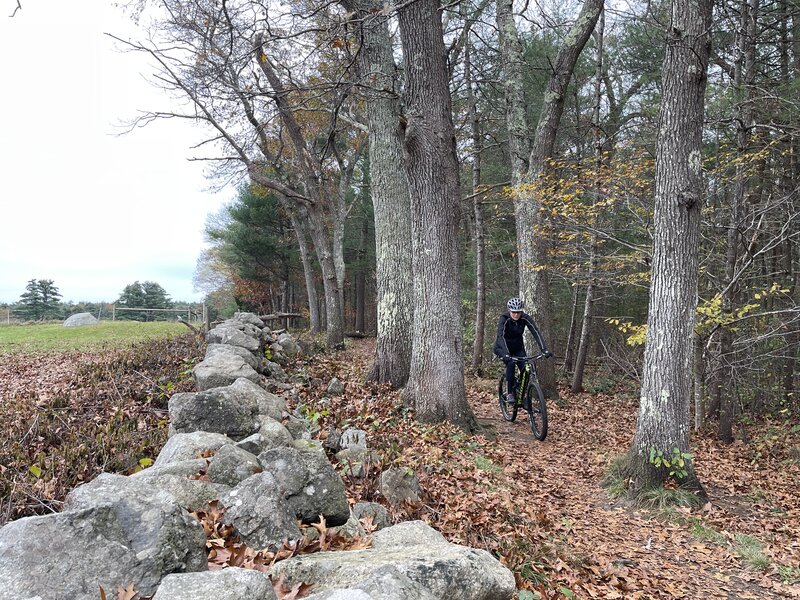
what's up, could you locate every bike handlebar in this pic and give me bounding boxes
[503,354,546,362]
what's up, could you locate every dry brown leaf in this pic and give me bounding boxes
[116,584,137,600]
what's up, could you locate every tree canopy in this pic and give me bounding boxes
[116,281,173,321]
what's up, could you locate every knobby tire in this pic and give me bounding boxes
[527,380,548,440]
[498,373,518,422]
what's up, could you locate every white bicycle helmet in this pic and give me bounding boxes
[507,297,524,311]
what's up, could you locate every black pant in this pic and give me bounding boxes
[505,351,526,395]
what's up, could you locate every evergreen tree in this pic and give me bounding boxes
[18,279,43,320]
[37,279,62,319]
[116,281,172,321]
[18,279,61,320]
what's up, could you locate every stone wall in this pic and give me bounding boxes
[0,313,515,600]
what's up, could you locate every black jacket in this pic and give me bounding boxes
[493,312,547,358]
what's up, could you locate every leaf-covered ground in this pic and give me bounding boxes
[0,333,204,523]
[297,340,800,599]
[1,335,798,599]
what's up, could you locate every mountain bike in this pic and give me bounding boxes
[498,354,548,440]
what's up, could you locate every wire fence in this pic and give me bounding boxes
[2,305,207,325]
[111,305,204,322]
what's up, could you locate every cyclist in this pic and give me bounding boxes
[493,297,553,404]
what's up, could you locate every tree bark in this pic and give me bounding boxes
[563,286,580,374]
[342,0,415,386]
[572,238,598,392]
[718,0,758,443]
[498,0,603,399]
[626,0,712,499]
[397,0,476,429]
[572,8,604,394]
[253,47,346,348]
[466,34,487,372]
[693,326,706,431]
[286,203,321,334]
[355,216,368,333]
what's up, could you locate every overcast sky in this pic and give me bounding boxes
[0,1,233,304]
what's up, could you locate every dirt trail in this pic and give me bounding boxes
[468,380,799,599]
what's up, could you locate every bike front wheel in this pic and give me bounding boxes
[498,373,518,422]
[527,381,548,440]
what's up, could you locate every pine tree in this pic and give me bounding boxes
[18,279,61,320]
[18,279,44,320]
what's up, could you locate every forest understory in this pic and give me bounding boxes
[1,334,798,599]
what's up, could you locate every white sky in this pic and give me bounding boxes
[0,1,233,304]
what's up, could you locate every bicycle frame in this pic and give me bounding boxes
[499,354,549,440]
[509,355,541,402]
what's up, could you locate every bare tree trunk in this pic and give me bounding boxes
[355,216,368,333]
[286,201,341,346]
[693,326,706,431]
[719,0,759,443]
[572,238,599,392]
[498,0,603,399]
[254,46,345,348]
[466,35,487,372]
[287,204,321,333]
[563,286,580,374]
[784,240,798,406]
[397,0,476,429]
[781,0,799,407]
[344,0,414,386]
[625,0,712,499]
[572,8,604,393]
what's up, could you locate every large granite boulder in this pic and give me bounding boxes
[220,472,303,551]
[64,312,98,327]
[259,446,350,526]
[228,377,287,421]
[207,326,261,353]
[155,431,233,466]
[153,567,276,600]
[302,566,438,600]
[232,311,266,328]
[0,506,151,600]
[269,521,516,600]
[193,353,261,391]
[0,474,207,599]
[168,384,260,440]
[132,458,226,511]
[207,444,263,487]
[64,474,207,571]
[205,342,262,372]
[135,473,228,512]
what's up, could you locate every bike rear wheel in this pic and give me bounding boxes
[498,373,518,422]
[527,381,548,440]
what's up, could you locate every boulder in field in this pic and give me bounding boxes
[63,312,98,327]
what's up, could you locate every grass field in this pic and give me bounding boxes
[0,321,188,353]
